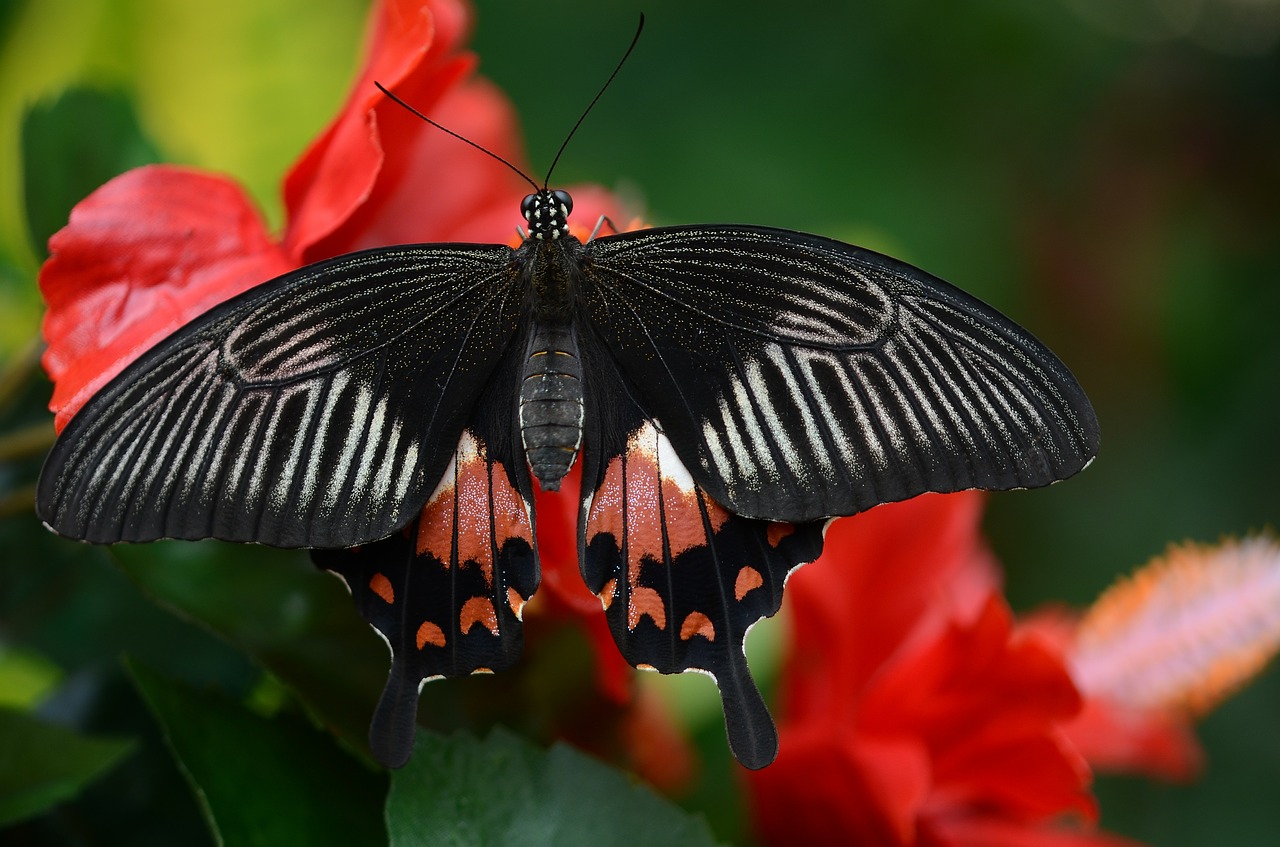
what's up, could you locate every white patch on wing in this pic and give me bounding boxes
[651,424,696,493]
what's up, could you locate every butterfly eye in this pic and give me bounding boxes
[520,194,538,217]
[552,189,573,215]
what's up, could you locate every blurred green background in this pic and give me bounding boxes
[1,0,1278,844]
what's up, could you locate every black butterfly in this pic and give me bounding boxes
[35,30,1098,769]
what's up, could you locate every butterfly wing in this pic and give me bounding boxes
[315,402,537,769]
[576,340,825,769]
[582,224,1100,522]
[37,243,523,548]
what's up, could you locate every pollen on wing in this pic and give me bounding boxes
[460,596,500,635]
[416,620,446,649]
[680,611,716,642]
[370,572,395,604]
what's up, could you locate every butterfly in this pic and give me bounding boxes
[35,26,1098,770]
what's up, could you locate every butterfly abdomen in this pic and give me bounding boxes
[518,322,584,491]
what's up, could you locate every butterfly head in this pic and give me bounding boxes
[521,189,573,241]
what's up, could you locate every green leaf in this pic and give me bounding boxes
[388,727,725,847]
[0,706,133,827]
[111,543,389,758]
[128,660,386,847]
[21,86,161,257]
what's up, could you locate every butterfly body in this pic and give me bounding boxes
[38,185,1099,769]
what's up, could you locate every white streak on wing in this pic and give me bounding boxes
[244,392,286,508]
[764,344,832,482]
[372,416,403,509]
[269,383,322,512]
[701,424,734,485]
[736,359,780,484]
[792,349,858,470]
[653,427,696,493]
[857,359,909,469]
[306,371,351,512]
[716,395,755,484]
[324,382,374,511]
[184,386,238,502]
[811,361,877,478]
[392,437,420,507]
[882,342,958,455]
[223,398,270,505]
[349,392,390,502]
[865,355,926,468]
[899,318,988,454]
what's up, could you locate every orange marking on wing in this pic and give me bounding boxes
[599,578,617,609]
[680,611,716,642]
[417,433,532,587]
[735,566,764,601]
[507,587,525,618]
[628,586,667,630]
[369,572,395,604]
[459,596,499,635]
[416,621,446,649]
[585,424,730,579]
[766,522,795,548]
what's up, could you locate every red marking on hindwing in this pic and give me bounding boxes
[766,522,795,548]
[369,572,395,604]
[628,586,667,630]
[507,587,525,618]
[735,566,764,601]
[460,596,499,635]
[416,621,446,649]
[680,611,716,641]
[599,578,617,610]
[587,423,733,628]
[416,431,532,584]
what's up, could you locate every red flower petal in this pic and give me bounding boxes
[283,0,479,259]
[752,725,930,847]
[40,165,291,430]
[782,492,998,724]
[1061,697,1203,782]
[926,816,1145,847]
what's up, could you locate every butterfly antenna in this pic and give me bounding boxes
[543,13,645,189]
[373,81,540,192]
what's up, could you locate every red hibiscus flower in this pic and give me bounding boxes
[747,493,1141,847]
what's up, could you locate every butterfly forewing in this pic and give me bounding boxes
[582,225,1100,522]
[37,243,523,548]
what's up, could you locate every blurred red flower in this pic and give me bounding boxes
[747,493,1142,847]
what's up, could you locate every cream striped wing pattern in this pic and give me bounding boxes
[582,225,1099,522]
[37,243,523,548]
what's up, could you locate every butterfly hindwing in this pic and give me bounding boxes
[583,225,1100,522]
[38,244,523,547]
[315,419,538,768]
[577,351,825,769]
